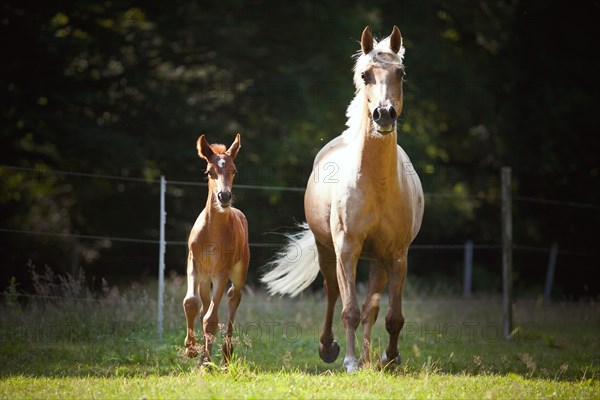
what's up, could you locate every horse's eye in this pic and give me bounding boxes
[360,71,368,83]
[397,68,405,78]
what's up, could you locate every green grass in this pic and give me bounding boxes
[2,371,598,399]
[1,274,599,398]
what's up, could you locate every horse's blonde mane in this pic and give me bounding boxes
[343,34,405,140]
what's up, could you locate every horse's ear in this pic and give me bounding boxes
[361,26,373,54]
[197,134,214,161]
[227,133,241,160]
[390,25,402,54]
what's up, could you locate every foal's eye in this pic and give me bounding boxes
[360,71,368,83]
[397,68,406,79]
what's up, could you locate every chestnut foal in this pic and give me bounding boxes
[183,133,249,366]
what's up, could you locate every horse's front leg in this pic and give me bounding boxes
[197,278,211,362]
[183,255,201,358]
[221,284,242,365]
[201,274,228,366]
[382,253,408,367]
[222,257,248,365]
[334,235,363,373]
[359,262,388,367]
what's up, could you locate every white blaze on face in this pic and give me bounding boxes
[214,157,231,207]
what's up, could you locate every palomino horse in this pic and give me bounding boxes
[183,133,250,366]
[262,26,424,373]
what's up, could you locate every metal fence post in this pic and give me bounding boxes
[544,243,559,301]
[158,175,166,342]
[463,240,474,298]
[501,167,513,339]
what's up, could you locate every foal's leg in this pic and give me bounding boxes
[359,261,388,367]
[222,284,242,364]
[183,254,201,358]
[222,261,247,365]
[201,273,229,365]
[382,253,408,366]
[334,235,363,373]
[197,278,210,359]
[198,279,211,323]
[316,242,340,364]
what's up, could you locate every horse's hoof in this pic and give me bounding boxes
[343,356,359,373]
[200,360,216,371]
[358,355,370,367]
[319,340,340,363]
[380,352,401,368]
[199,349,212,364]
[221,343,233,364]
[185,346,199,358]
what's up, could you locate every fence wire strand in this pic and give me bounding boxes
[1,164,598,257]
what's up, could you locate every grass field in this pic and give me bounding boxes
[1,271,599,399]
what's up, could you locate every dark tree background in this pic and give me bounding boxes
[1,0,599,298]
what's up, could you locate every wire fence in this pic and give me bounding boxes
[1,163,598,296]
[1,164,500,248]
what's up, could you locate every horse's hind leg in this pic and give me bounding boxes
[359,261,388,367]
[316,242,340,364]
[382,253,408,366]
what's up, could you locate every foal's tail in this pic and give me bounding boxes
[261,223,320,297]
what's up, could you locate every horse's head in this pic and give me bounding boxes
[197,133,241,209]
[355,26,405,135]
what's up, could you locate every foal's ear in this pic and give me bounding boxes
[227,133,241,160]
[197,134,214,161]
[361,26,374,54]
[389,25,402,54]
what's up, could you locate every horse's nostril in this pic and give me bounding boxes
[372,108,381,121]
[389,106,397,120]
[218,191,232,203]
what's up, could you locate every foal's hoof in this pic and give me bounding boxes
[221,343,233,364]
[380,352,402,368]
[185,346,199,358]
[319,340,340,364]
[199,360,217,371]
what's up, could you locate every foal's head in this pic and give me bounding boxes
[197,133,241,209]
[354,26,405,135]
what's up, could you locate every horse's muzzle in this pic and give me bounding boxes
[218,191,232,207]
[373,105,398,134]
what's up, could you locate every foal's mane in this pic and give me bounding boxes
[343,35,405,139]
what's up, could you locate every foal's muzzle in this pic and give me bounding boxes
[372,105,398,134]
[217,190,232,207]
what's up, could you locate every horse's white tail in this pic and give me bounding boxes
[261,223,320,297]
